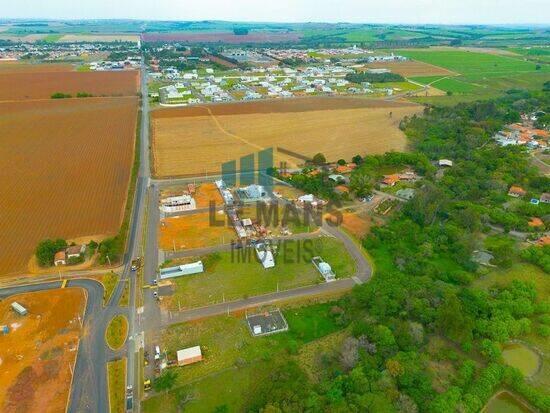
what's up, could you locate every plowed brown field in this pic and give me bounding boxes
[0,288,85,413]
[0,69,139,100]
[0,97,137,276]
[363,60,455,77]
[0,62,74,73]
[152,97,421,177]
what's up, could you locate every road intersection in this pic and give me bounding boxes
[0,58,373,413]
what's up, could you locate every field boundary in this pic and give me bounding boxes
[114,103,142,262]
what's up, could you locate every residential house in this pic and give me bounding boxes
[528,217,544,228]
[328,174,347,183]
[334,185,350,195]
[541,193,550,204]
[335,164,353,174]
[66,245,86,260]
[54,251,66,266]
[508,186,527,198]
[382,174,400,187]
[396,188,416,200]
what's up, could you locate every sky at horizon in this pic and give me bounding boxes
[2,0,550,25]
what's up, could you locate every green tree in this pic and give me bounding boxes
[153,370,177,393]
[35,238,68,266]
[312,153,327,165]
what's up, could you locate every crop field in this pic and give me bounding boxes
[142,32,301,43]
[0,288,86,413]
[0,97,137,276]
[59,34,140,43]
[0,68,139,100]
[0,62,74,73]
[363,60,455,77]
[152,97,421,177]
[397,49,546,79]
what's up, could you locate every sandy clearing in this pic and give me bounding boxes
[0,288,86,413]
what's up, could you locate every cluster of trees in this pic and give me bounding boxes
[35,239,98,266]
[233,27,249,35]
[51,92,72,99]
[345,71,405,84]
[51,91,94,99]
[246,88,550,412]
[35,238,68,266]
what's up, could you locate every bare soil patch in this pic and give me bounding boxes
[0,69,139,100]
[0,288,86,413]
[363,60,455,77]
[159,212,235,251]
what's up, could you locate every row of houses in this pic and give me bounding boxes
[493,118,549,148]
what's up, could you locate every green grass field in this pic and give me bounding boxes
[398,50,544,79]
[143,302,344,413]
[42,34,63,43]
[421,77,480,94]
[405,50,550,104]
[164,237,355,310]
[373,81,424,92]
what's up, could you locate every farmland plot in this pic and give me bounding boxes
[0,97,137,276]
[152,97,421,177]
[0,69,139,100]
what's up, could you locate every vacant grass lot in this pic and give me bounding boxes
[164,237,355,310]
[144,302,344,413]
